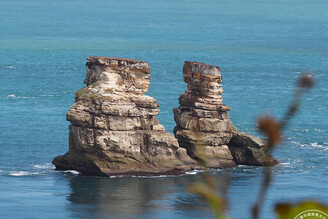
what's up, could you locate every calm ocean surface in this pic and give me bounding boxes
[1,0,327,218]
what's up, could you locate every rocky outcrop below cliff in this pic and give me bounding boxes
[53,57,277,177]
[228,131,278,166]
[53,57,197,176]
[173,61,277,167]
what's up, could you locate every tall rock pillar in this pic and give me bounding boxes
[53,57,196,176]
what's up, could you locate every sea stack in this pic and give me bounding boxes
[173,61,237,167]
[53,57,277,177]
[173,61,277,167]
[52,57,196,176]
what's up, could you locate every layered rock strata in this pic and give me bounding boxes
[53,56,197,176]
[174,61,277,167]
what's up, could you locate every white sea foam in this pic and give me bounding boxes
[7,94,16,99]
[185,170,199,175]
[279,162,290,166]
[9,171,39,176]
[110,176,119,178]
[64,170,81,175]
[110,175,130,178]
[39,94,60,97]
[109,170,204,179]
[138,175,171,178]
[19,96,36,99]
[310,142,328,150]
[237,165,248,167]
[158,175,171,178]
[290,128,309,132]
[7,94,36,100]
[134,175,157,178]
[297,141,328,151]
[314,128,327,133]
[3,65,16,69]
[34,163,55,169]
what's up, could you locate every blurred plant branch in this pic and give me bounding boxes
[189,73,318,219]
[252,73,314,219]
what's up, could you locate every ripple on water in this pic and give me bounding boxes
[3,65,16,69]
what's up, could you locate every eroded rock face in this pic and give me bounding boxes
[53,57,197,176]
[173,61,277,167]
[228,131,278,166]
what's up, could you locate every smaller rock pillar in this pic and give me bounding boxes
[173,61,237,167]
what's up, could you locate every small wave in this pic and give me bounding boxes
[9,171,39,176]
[64,170,80,175]
[7,94,16,99]
[3,65,16,69]
[315,128,327,133]
[299,142,328,150]
[186,170,203,175]
[34,163,55,170]
[110,175,169,178]
[310,142,328,150]
[142,174,183,178]
[111,170,207,178]
[279,162,290,166]
[111,174,183,179]
[157,175,171,178]
[19,96,36,99]
[237,165,248,167]
[311,142,319,147]
[290,128,310,132]
[39,94,60,97]
[6,95,37,100]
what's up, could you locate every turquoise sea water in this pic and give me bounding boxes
[1,0,327,218]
